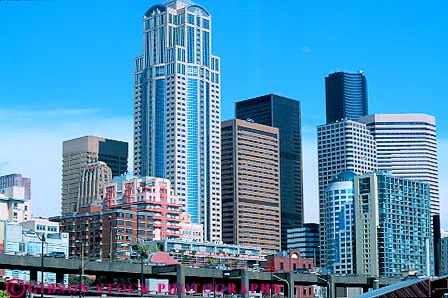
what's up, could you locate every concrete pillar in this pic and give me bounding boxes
[30,270,38,282]
[176,265,185,298]
[328,276,336,298]
[287,272,295,298]
[56,272,65,284]
[240,269,249,298]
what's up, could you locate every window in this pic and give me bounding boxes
[280,263,284,270]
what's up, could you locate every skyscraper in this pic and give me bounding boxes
[325,71,368,124]
[358,114,440,215]
[0,174,31,201]
[221,119,281,253]
[133,0,221,241]
[354,171,433,277]
[62,136,128,215]
[235,94,303,250]
[317,120,377,266]
[322,171,356,275]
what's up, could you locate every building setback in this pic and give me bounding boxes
[61,136,128,215]
[317,120,377,267]
[354,171,433,278]
[133,0,222,242]
[358,114,440,215]
[325,71,368,124]
[221,119,281,254]
[235,94,304,250]
[287,223,320,267]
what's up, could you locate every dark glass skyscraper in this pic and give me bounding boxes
[325,71,368,123]
[236,94,304,250]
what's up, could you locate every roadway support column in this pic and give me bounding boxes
[328,275,336,298]
[30,270,38,282]
[56,272,65,284]
[287,272,295,298]
[240,269,249,298]
[176,265,185,298]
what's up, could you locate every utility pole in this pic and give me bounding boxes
[40,233,46,298]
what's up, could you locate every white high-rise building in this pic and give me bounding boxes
[317,120,377,267]
[358,114,439,215]
[133,0,221,241]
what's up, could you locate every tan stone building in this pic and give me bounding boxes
[62,136,128,215]
[221,119,281,254]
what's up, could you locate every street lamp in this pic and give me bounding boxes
[23,230,46,298]
[316,274,331,298]
[272,274,290,298]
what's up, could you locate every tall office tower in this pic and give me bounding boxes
[322,171,356,275]
[236,94,303,250]
[441,236,448,276]
[287,223,320,267]
[78,162,113,210]
[317,120,377,266]
[358,114,440,215]
[325,71,368,124]
[221,119,281,253]
[354,171,433,278]
[133,1,221,241]
[0,174,31,201]
[62,136,128,215]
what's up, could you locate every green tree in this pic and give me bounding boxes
[0,290,8,298]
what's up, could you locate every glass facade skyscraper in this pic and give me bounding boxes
[354,171,433,277]
[322,171,356,275]
[235,94,304,250]
[325,71,368,124]
[133,0,221,241]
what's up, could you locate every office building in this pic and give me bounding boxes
[287,223,320,267]
[221,119,281,253]
[0,221,68,283]
[441,236,448,276]
[322,171,356,275]
[0,186,32,223]
[354,171,433,278]
[22,217,60,235]
[325,71,368,123]
[236,94,304,250]
[62,136,128,214]
[0,174,31,201]
[358,114,440,215]
[317,120,377,266]
[133,0,222,242]
[78,161,113,209]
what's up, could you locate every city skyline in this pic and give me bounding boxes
[1,0,447,229]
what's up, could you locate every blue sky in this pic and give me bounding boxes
[0,0,447,226]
